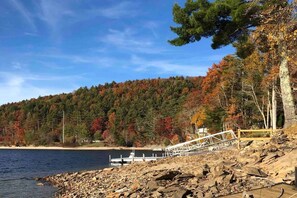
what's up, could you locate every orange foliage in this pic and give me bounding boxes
[169,134,180,145]
[191,107,206,128]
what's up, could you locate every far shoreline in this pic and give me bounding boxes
[0,146,164,151]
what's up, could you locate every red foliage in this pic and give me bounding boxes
[102,130,109,140]
[91,117,105,133]
[169,134,179,144]
[127,123,137,136]
[14,121,25,145]
[155,117,174,139]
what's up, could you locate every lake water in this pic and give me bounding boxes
[0,149,162,198]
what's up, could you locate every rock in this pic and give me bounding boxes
[215,176,225,185]
[159,185,191,198]
[203,164,210,176]
[174,188,192,198]
[209,186,219,194]
[241,141,254,148]
[103,168,114,172]
[268,146,278,152]
[156,186,165,192]
[263,153,278,162]
[129,192,138,198]
[283,171,295,184]
[36,182,44,186]
[211,163,229,177]
[194,191,204,197]
[188,177,199,186]
[260,150,268,158]
[106,192,120,198]
[245,167,268,177]
[194,172,204,179]
[175,173,195,180]
[151,191,162,198]
[147,180,158,191]
[203,180,217,189]
[204,191,213,198]
[242,191,254,198]
[115,187,127,193]
[155,171,180,181]
[160,186,179,193]
[271,132,289,144]
[130,180,141,192]
[224,173,236,183]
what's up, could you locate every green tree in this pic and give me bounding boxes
[169,0,297,128]
[169,0,260,49]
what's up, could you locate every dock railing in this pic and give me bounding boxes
[237,129,282,149]
[165,130,237,156]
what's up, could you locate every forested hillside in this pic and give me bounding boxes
[0,51,296,147]
[0,77,203,146]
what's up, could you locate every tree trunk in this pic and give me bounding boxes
[279,57,297,128]
[249,85,268,129]
[272,84,277,130]
[267,91,270,129]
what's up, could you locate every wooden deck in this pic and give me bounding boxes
[224,184,297,197]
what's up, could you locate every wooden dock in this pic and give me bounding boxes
[109,152,164,165]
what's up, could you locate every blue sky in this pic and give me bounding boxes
[0,0,234,105]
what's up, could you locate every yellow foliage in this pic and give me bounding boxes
[191,107,206,128]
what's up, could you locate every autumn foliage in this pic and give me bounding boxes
[0,77,203,146]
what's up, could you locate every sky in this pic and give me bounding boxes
[0,0,235,105]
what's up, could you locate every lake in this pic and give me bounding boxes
[0,149,162,197]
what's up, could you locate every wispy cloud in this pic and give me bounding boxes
[130,55,207,76]
[10,0,36,31]
[11,62,24,70]
[0,72,78,105]
[37,1,138,37]
[37,53,116,67]
[0,71,82,83]
[38,0,74,38]
[100,28,164,54]
[24,32,39,37]
[95,1,139,19]
[144,21,159,38]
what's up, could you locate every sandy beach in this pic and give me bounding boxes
[0,146,163,151]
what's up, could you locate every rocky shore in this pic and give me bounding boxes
[42,132,297,197]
